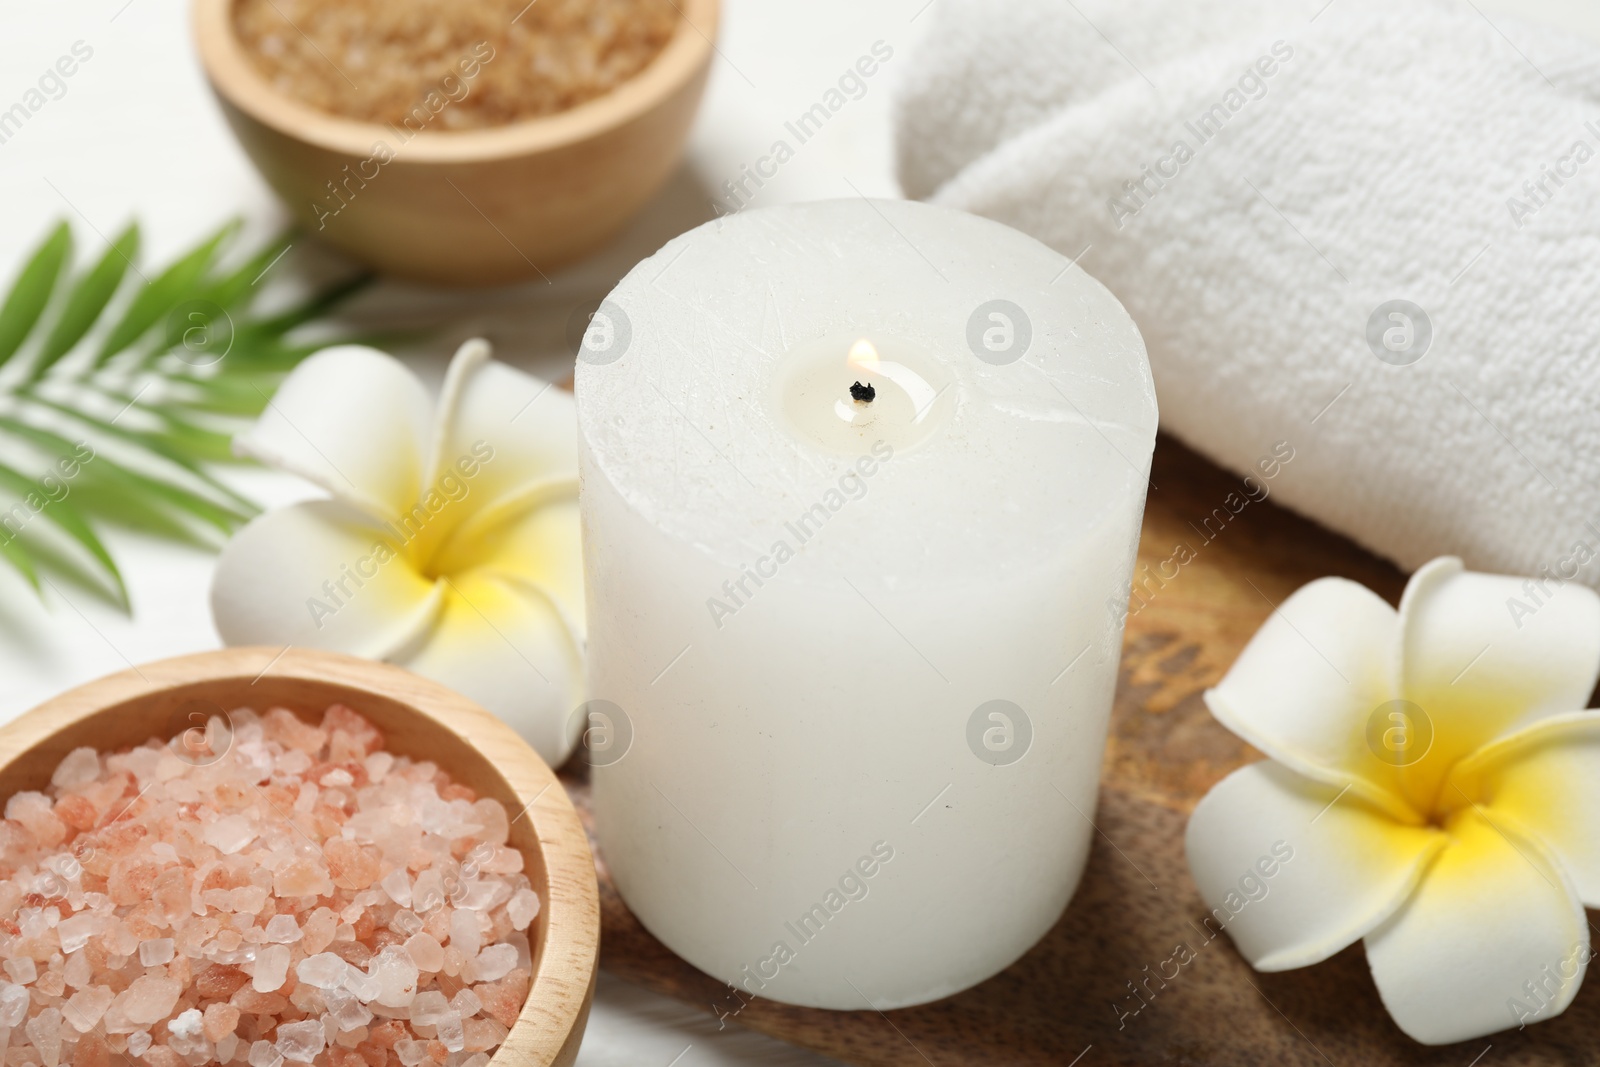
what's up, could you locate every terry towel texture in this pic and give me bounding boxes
[896,0,1600,588]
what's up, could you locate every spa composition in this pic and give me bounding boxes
[575,198,1158,1009]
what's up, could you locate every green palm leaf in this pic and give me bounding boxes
[34,223,140,374]
[0,219,372,610]
[0,223,72,368]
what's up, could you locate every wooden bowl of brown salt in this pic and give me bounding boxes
[0,647,598,1067]
[193,0,717,285]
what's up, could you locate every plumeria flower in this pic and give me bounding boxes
[1187,557,1600,1045]
[211,339,585,764]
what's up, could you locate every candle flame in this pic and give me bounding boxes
[847,338,881,376]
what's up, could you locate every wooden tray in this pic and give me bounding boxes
[560,437,1596,1066]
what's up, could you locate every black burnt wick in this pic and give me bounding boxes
[850,381,876,403]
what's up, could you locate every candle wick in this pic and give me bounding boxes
[850,381,876,404]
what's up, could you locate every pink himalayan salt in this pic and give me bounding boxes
[62,985,113,1032]
[450,988,481,1019]
[506,887,540,930]
[0,983,29,1026]
[252,943,291,992]
[474,969,532,1028]
[404,933,443,973]
[467,944,517,983]
[276,1018,326,1062]
[62,950,90,990]
[462,1018,507,1053]
[35,968,66,997]
[50,747,100,790]
[116,975,183,1025]
[77,1032,112,1067]
[436,1011,466,1053]
[26,1006,63,1067]
[0,703,539,1067]
[264,913,303,943]
[202,1001,242,1041]
[449,908,482,960]
[139,938,176,966]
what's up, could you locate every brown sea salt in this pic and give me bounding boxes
[0,704,538,1067]
[232,0,680,129]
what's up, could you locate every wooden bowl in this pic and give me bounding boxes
[0,647,598,1067]
[192,0,718,285]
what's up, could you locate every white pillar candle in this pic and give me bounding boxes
[575,199,1156,1010]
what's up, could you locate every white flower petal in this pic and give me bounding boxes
[236,345,433,519]
[1365,807,1588,1045]
[211,500,442,658]
[1204,577,1406,813]
[1396,557,1600,806]
[390,572,584,767]
[1449,711,1600,906]
[1185,761,1443,972]
[429,338,578,520]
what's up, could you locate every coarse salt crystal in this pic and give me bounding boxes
[379,869,412,908]
[204,814,257,855]
[455,879,508,912]
[324,986,373,1031]
[411,870,445,912]
[63,986,113,1032]
[372,946,419,1008]
[63,950,90,990]
[128,1031,152,1057]
[204,1003,242,1042]
[5,958,37,984]
[25,1006,62,1067]
[507,888,540,931]
[275,1019,325,1063]
[247,1039,280,1067]
[403,933,443,973]
[436,1010,465,1053]
[56,912,96,953]
[278,750,312,775]
[139,938,175,967]
[0,985,30,1023]
[253,944,290,993]
[264,914,302,943]
[365,752,394,782]
[117,974,182,1025]
[506,931,532,971]
[50,748,100,791]
[232,885,271,914]
[449,908,481,960]
[295,952,350,990]
[449,989,481,1019]
[408,991,449,1026]
[170,1008,202,1038]
[274,859,333,898]
[302,908,338,953]
[468,944,517,983]
[393,1040,429,1067]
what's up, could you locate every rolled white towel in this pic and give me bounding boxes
[895,0,1600,589]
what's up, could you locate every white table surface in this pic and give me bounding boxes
[0,0,1595,1063]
